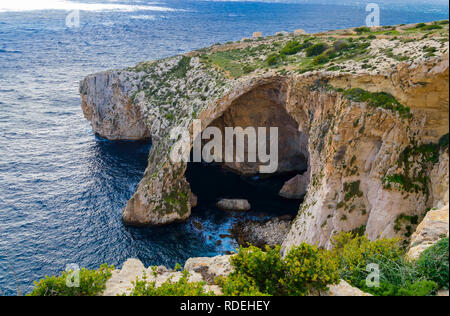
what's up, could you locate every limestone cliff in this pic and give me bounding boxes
[80,22,449,249]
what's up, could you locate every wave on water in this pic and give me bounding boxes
[0,49,22,53]
[130,15,157,20]
[0,0,180,12]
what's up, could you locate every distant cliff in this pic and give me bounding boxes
[80,21,449,250]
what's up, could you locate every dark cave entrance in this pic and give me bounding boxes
[185,161,303,217]
[183,82,310,249]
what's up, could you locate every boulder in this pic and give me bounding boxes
[407,204,449,260]
[279,172,310,199]
[216,199,251,212]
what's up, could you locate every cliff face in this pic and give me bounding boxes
[80,22,449,248]
[80,72,151,140]
[282,57,449,250]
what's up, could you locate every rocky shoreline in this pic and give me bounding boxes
[231,216,293,248]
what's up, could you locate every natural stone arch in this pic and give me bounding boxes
[201,80,308,176]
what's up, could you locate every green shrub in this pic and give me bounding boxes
[242,64,255,74]
[333,39,350,51]
[171,56,192,78]
[330,232,440,296]
[280,40,302,55]
[354,26,372,34]
[305,43,330,57]
[439,133,449,149]
[421,24,443,31]
[363,279,437,296]
[282,244,340,295]
[266,53,280,66]
[331,233,405,284]
[218,244,339,296]
[313,53,329,65]
[299,40,314,50]
[28,264,114,296]
[128,270,214,296]
[218,246,285,296]
[416,237,449,289]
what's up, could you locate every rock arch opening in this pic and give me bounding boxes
[185,81,311,222]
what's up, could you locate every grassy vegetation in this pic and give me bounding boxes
[342,88,412,118]
[28,264,114,296]
[207,50,251,77]
[331,233,446,296]
[383,134,449,196]
[416,237,449,290]
[354,26,372,34]
[305,43,330,57]
[170,56,192,79]
[195,20,448,78]
[394,213,420,239]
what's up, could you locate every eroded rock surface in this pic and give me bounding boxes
[103,256,233,296]
[184,255,234,285]
[407,204,449,260]
[80,72,151,140]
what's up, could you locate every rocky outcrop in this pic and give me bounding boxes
[430,150,449,209]
[80,71,150,140]
[216,199,251,212]
[103,258,205,296]
[81,22,449,252]
[103,256,233,296]
[407,204,449,260]
[282,56,449,251]
[184,255,234,285]
[231,216,293,248]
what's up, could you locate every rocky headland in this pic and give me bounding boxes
[80,21,449,295]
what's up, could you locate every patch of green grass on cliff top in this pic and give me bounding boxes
[297,38,373,73]
[207,51,248,78]
[204,45,274,77]
[342,88,412,118]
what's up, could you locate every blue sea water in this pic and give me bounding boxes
[0,0,448,296]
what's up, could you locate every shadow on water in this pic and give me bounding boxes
[186,162,304,218]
